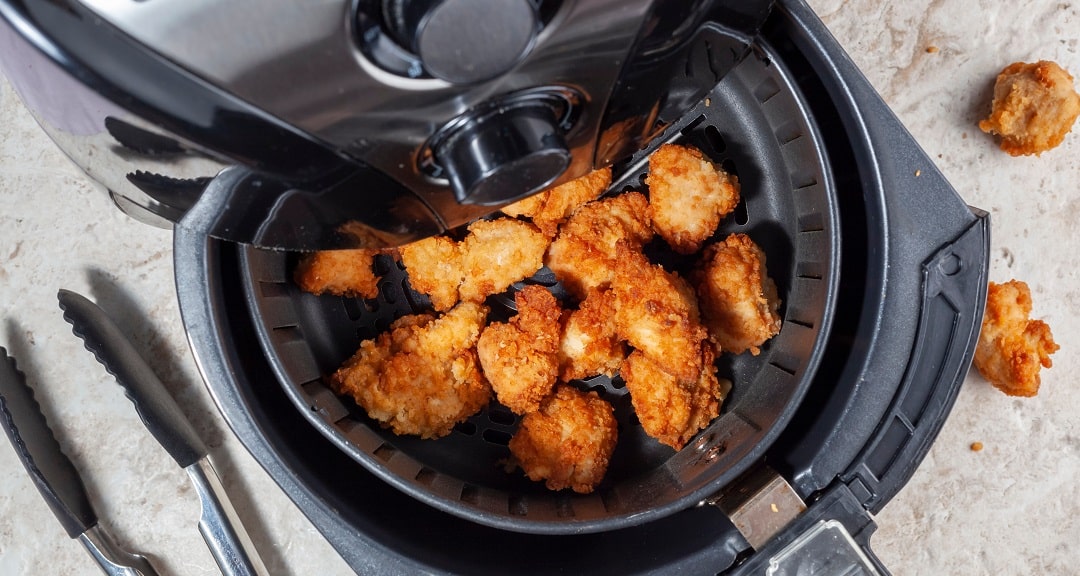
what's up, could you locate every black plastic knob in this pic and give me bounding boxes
[434,103,570,206]
[383,0,538,84]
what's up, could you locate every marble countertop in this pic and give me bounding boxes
[0,0,1076,574]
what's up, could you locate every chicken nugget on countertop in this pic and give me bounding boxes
[508,383,618,493]
[974,280,1059,397]
[979,60,1080,156]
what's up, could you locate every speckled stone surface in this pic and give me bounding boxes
[0,1,1077,574]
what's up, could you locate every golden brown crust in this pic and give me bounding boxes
[545,192,653,299]
[399,219,549,311]
[973,280,1059,397]
[610,245,708,384]
[557,288,626,381]
[329,302,491,438]
[646,143,740,254]
[293,249,382,299]
[477,286,563,414]
[458,219,549,303]
[501,167,612,237]
[399,235,463,312]
[978,60,1080,156]
[621,345,729,450]
[508,384,618,493]
[692,233,782,356]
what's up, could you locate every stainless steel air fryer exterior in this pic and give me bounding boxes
[0,0,774,250]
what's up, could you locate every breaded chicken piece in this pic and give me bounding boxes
[477,286,563,414]
[399,235,463,312]
[974,280,1059,397]
[610,245,708,384]
[621,345,731,450]
[400,219,549,311]
[646,143,740,254]
[459,219,549,303]
[979,60,1080,156]
[330,302,491,438]
[502,168,612,237]
[294,249,382,299]
[693,234,782,356]
[508,384,618,493]
[558,288,626,381]
[545,192,653,299]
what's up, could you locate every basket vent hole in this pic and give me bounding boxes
[454,421,478,436]
[270,324,303,342]
[733,198,749,226]
[509,495,528,516]
[753,76,780,103]
[704,125,727,154]
[460,484,480,505]
[610,376,626,390]
[373,443,397,462]
[556,497,575,518]
[720,158,739,178]
[258,281,290,299]
[798,212,824,233]
[415,467,437,486]
[483,429,512,446]
[342,298,365,320]
[487,406,516,426]
[796,261,825,280]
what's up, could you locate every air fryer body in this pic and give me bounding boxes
[0,0,772,250]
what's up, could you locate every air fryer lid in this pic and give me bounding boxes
[239,24,840,535]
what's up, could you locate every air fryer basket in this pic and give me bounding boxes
[239,28,841,535]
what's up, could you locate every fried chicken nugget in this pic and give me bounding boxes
[330,302,492,439]
[974,280,1059,397]
[294,249,382,299]
[693,233,781,356]
[558,288,626,381]
[459,219,549,303]
[502,168,612,237]
[400,219,549,311]
[610,245,708,384]
[545,192,653,299]
[646,143,740,254]
[621,345,731,450]
[979,60,1080,156]
[477,286,563,414]
[508,384,618,493]
[399,235,463,312]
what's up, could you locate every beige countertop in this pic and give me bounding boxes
[0,0,1077,574]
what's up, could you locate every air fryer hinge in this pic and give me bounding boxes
[706,464,806,549]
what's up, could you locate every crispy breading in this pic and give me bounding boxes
[477,286,563,414]
[459,219,549,303]
[646,143,740,254]
[621,345,730,450]
[979,60,1080,156]
[610,245,708,384]
[502,168,612,237]
[399,235,463,312]
[545,192,653,299]
[974,280,1059,397]
[558,288,626,381]
[693,233,781,356]
[329,302,491,438]
[294,249,382,299]
[400,219,549,311]
[508,384,618,493]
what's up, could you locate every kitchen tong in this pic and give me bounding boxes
[0,290,268,576]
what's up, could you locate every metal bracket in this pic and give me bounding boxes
[706,464,807,550]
